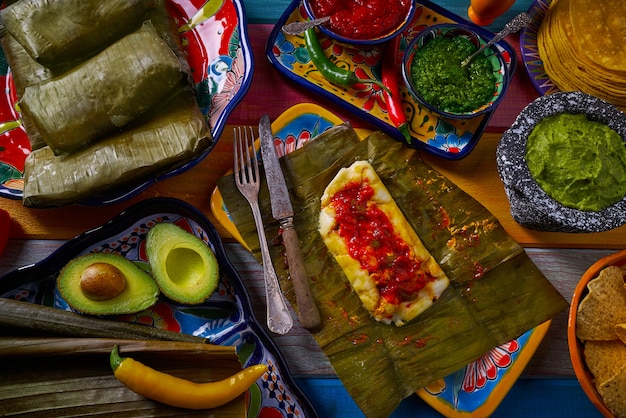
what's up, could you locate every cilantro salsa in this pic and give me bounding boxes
[409,35,496,113]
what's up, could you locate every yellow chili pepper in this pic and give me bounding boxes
[110,344,268,410]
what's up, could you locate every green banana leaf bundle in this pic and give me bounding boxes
[1,0,211,207]
[218,126,569,418]
[0,0,192,154]
[23,89,210,208]
[0,338,246,417]
[20,21,188,156]
[0,0,158,71]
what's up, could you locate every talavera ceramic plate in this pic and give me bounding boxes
[266,0,517,160]
[519,0,559,96]
[0,197,318,418]
[0,0,253,204]
[211,102,550,417]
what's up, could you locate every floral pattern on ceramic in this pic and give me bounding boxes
[0,0,253,203]
[0,198,318,418]
[266,0,517,159]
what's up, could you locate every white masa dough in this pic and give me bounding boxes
[318,160,450,326]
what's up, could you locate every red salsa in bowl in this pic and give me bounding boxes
[304,0,415,45]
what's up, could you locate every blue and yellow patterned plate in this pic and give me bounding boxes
[0,197,319,418]
[265,0,517,160]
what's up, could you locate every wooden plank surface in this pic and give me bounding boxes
[2,129,625,248]
[0,238,616,378]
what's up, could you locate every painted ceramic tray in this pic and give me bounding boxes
[0,197,318,418]
[0,0,253,204]
[211,102,550,416]
[519,0,559,96]
[266,0,517,160]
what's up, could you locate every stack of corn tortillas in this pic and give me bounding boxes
[537,0,626,111]
[577,266,626,417]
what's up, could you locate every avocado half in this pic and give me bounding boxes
[57,252,159,315]
[146,222,219,304]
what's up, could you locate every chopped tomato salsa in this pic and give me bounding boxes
[329,179,435,305]
[310,0,411,40]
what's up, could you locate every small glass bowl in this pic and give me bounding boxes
[401,23,509,119]
[302,0,416,47]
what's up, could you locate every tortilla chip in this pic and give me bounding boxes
[584,339,626,387]
[615,324,626,345]
[577,266,626,341]
[598,364,626,418]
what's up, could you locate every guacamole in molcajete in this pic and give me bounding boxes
[525,113,626,212]
[409,35,495,113]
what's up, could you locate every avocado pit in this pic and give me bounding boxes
[57,252,159,315]
[79,262,127,301]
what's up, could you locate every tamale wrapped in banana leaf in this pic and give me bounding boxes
[0,0,157,71]
[0,33,49,150]
[148,0,193,80]
[22,90,211,208]
[218,126,568,418]
[0,33,55,96]
[20,21,188,156]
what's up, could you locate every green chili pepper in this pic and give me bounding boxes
[304,28,389,93]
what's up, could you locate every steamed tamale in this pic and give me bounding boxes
[218,127,569,418]
[0,34,49,150]
[20,21,189,156]
[0,0,158,71]
[0,34,55,96]
[148,0,193,81]
[22,90,210,208]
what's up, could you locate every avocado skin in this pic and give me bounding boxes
[146,222,219,304]
[57,252,159,315]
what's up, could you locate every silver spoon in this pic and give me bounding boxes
[282,16,330,36]
[461,12,532,68]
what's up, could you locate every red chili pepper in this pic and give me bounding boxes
[381,36,411,143]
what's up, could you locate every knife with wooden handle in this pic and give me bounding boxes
[259,115,321,331]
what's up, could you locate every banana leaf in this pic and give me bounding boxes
[148,0,193,82]
[0,0,158,71]
[217,126,568,418]
[0,337,246,417]
[0,33,49,150]
[22,89,210,208]
[20,20,188,156]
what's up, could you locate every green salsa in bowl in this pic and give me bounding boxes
[401,23,509,119]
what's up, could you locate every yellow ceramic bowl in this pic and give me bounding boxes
[568,248,626,418]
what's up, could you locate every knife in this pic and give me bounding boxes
[259,115,322,331]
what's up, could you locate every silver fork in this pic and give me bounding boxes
[233,126,294,335]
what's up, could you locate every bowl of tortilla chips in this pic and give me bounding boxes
[568,249,626,417]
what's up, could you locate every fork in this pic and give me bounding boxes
[233,126,294,335]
